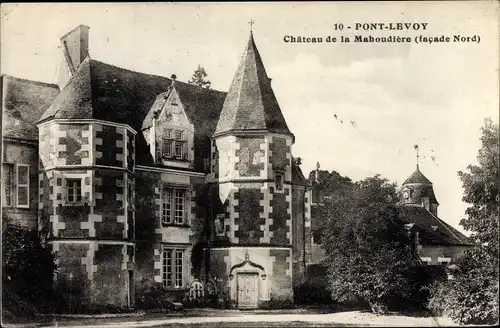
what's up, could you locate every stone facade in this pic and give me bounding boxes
[1,26,312,311]
[208,132,299,306]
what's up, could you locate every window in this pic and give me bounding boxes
[162,129,173,158]
[175,143,183,158]
[16,164,29,208]
[127,181,134,206]
[162,248,185,288]
[275,172,284,191]
[215,213,226,236]
[312,231,322,245]
[162,128,187,160]
[161,187,186,225]
[66,179,82,203]
[2,164,14,206]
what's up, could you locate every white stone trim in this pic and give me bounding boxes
[48,240,134,246]
[136,165,205,177]
[210,246,292,251]
[38,119,137,135]
[438,256,452,263]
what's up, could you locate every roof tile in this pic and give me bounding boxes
[214,32,292,137]
[2,75,59,141]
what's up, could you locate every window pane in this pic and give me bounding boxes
[175,251,183,287]
[67,179,82,203]
[163,139,172,157]
[162,188,172,224]
[17,166,28,185]
[17,186,28,206]
[163,249,173,287]
[174,190,184,224]
[175,143,183,158]
[175,131,183,140]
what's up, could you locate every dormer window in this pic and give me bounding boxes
[162,128,187,160]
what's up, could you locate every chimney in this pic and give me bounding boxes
[60,25,90,73]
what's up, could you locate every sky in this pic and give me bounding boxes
[1,2,498,235]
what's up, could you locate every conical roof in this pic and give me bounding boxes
[214,32,292,137]
[403,165,432,185]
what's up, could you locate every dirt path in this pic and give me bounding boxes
[5,310,457,328]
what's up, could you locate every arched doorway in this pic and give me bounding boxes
[229,253,267,309]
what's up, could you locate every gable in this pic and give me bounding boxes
[157,87,192,127]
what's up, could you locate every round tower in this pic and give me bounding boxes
[209,31,296,308]
[37,58,136,311]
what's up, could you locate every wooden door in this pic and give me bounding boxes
[237,273,259,309]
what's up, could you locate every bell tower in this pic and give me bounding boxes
[400,145,439,216]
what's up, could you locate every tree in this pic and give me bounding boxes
[2,217,57,318]
[321,175,432,313]
[458,118,499,259]
[428,118,499,324]
[188,65,211,89]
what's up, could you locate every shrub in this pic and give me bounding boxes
[294,281,332,306]
[2,218,57,318]
[427,248,499,325]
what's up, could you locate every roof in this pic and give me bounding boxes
[173,82,227,167]
[38,58,173,166]
[214,32,292,137]
[291,159,310,187]
[38,58,173,133]
[399,206,471,246]
[39,57,229,168]
[403,166,433,185]
[2,75,60,141]
[142,81,226,137]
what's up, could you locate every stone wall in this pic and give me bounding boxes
[38,120,136,310]
[52,241,134,309]
[134,169,206,298]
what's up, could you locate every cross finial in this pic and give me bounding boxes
[248,18,255,32]
[414,144,420,169]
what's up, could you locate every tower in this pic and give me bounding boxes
[209,31,296,308]
[399,146,439,216]
[38,48,136,309]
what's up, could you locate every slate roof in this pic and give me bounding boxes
[39,58,172,133]
[214,32,292,137]
[38,57,231,168]
[399,206,470,246]
[2,75,60,141]
[141,81,227,158]
[403,166,433,185]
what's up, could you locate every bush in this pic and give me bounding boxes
[135,279,179,311]
[2,218,57,318]
[427,249,499,325]
[294,281,332,305]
